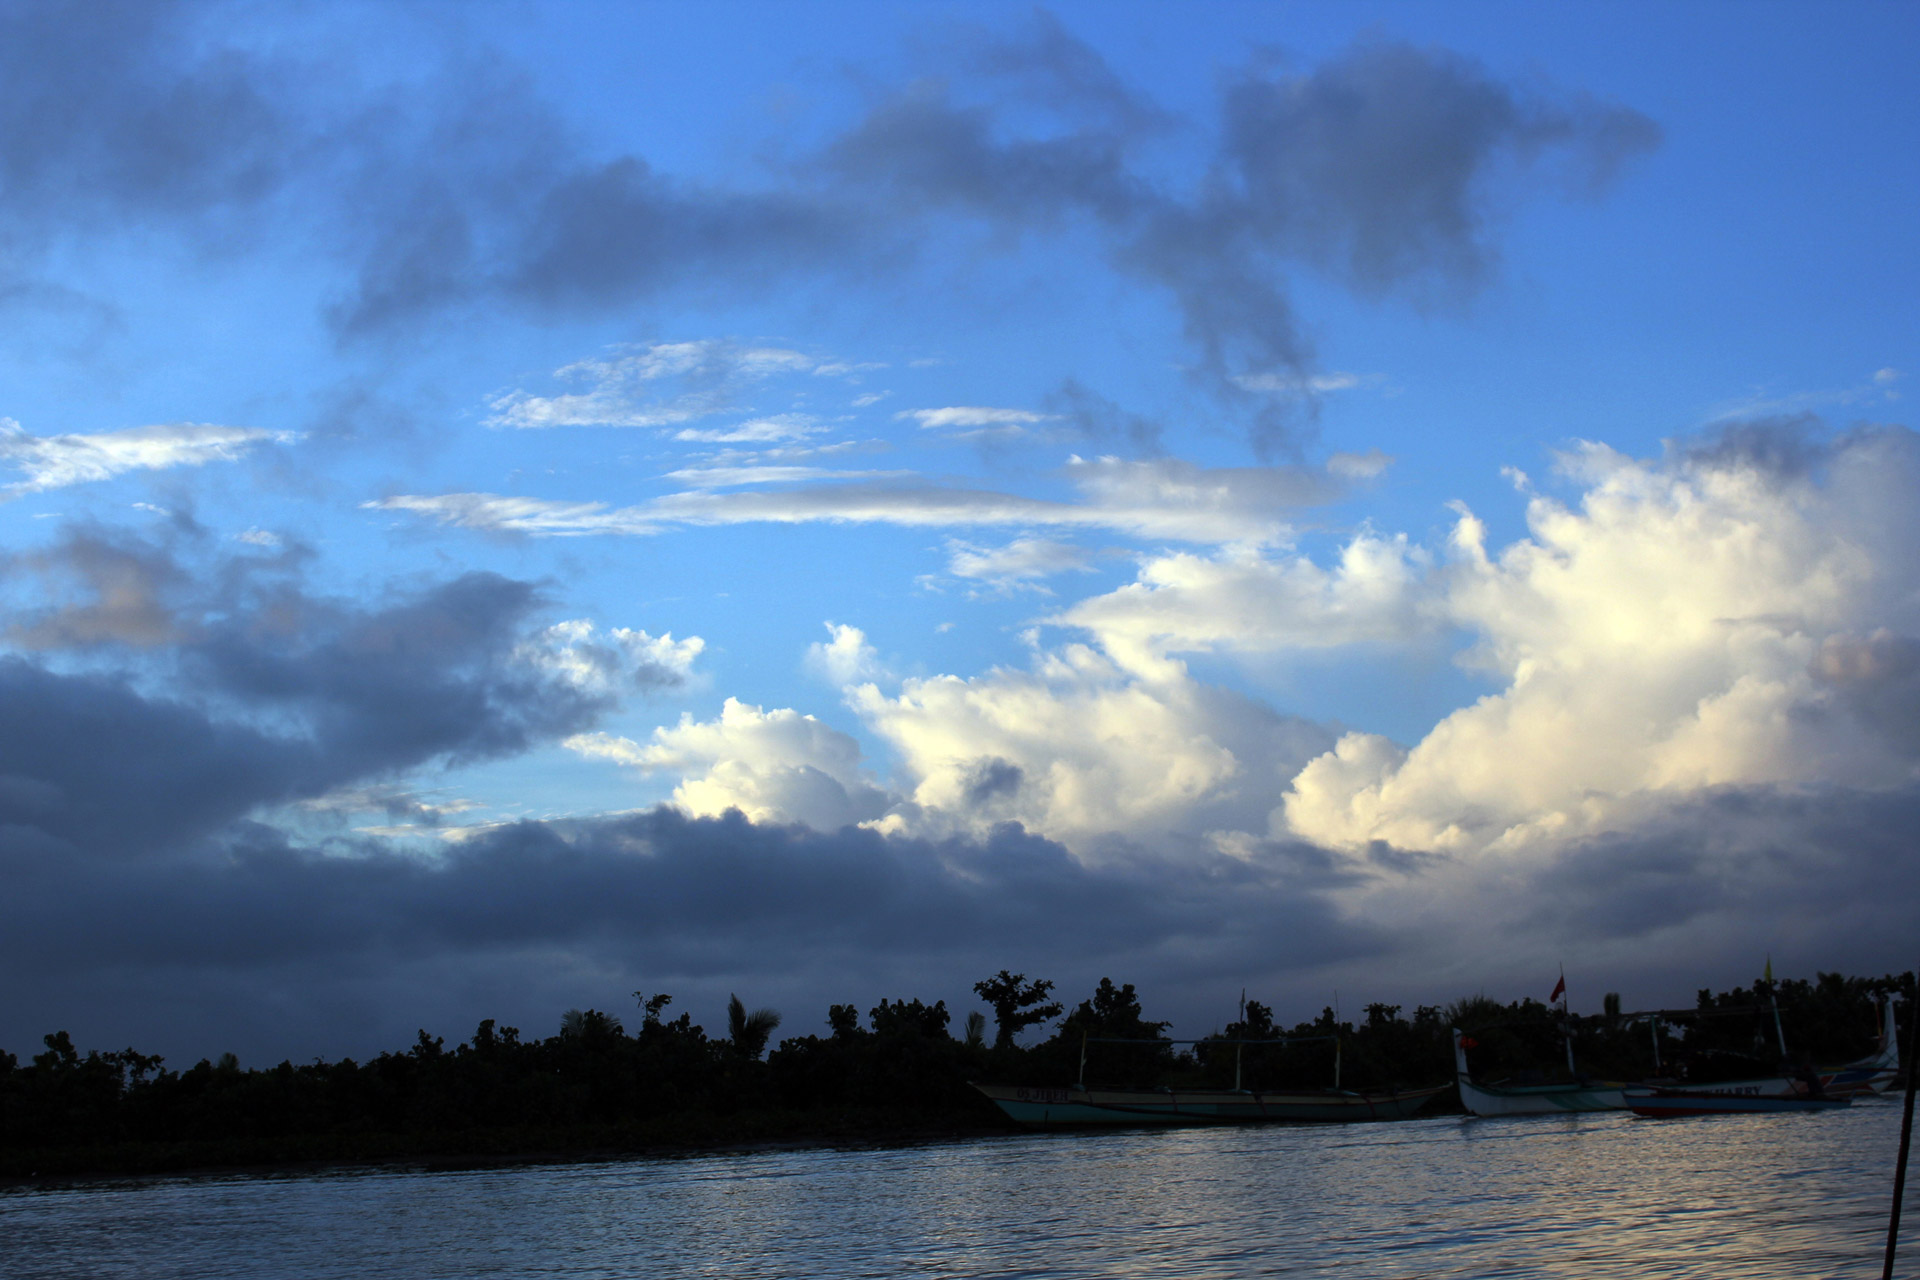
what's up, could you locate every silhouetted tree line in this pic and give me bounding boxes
[3,968,1911,1177]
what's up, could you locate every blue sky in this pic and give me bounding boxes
[1,0,1916,1062]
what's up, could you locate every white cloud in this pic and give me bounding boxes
[1234,370,1376,394]
[848,645,1331,855]
[567,697,892,831]
[369,455,1341,546]
[1282,429,1920,855]
[899,406,1052,430]
[1706,368,1909,421]
[805,622,884,686]
[672,414,823,444]
[520,618,704,695]
[662,464,914,490]
[0,419,292,496]
[486,339,832,430]
[945,536,1092,589]
[363,493,663,537]
[1055,532,1434,679]
[1328,449,1393,479]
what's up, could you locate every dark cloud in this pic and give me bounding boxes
[816,34,1656,454]
[0,0,290,235]
[505,158,868,313]
[958,9,1173,137]
[1213,40,1660,298]
[0,6,1657,455]
[1504,785,1920,991]
[0,804,1378,1064]
[1043,377,1164,455]
[0,529,671,860]
[11,775,1917,1069]
[1813,630,1920,755]
[1673,413,1832,480]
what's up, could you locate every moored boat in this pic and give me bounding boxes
[1818,996,1900,1096]
[1453,1028,1631,1116]
[974,1081,1449,1127]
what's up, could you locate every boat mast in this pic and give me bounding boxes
[1766,955,1788,1058]
[1235,988,1245,1091]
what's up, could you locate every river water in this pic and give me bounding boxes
[5,1100,1916,1279]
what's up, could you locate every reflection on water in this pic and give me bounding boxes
[4,1100,1915,1278]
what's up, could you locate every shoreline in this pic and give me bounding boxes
[0,1110,1018,1188]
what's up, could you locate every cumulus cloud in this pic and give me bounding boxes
[1057,533,1433,678]
[568,697,892,832]
[805,622,885,686]
[849,644,1332,855]
[1282,425,1920,855]
[519,619,703,696]
[0,419,292,496]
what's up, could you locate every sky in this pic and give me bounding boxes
[2,0,1917,1066]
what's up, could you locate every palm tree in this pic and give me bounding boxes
[728,993,782,1059]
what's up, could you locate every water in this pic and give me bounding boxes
[4,1101,1915,1279]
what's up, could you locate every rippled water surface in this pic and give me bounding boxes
[7,1101,1919,1278]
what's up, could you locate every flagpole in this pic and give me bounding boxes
[1561,963,1576,1076]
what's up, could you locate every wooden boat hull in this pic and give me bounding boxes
[1455,1076,1630,1116]
[974,1082,1448,1127]
[1625,1088,1852,1117]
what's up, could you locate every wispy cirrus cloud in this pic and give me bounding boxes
[943,536,1094,592]
[899,406,1053,430]
[0,419,293,497]
[486,340,858,430]
[366,454,1342,546]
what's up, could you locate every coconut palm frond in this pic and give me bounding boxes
[728,992,783,1059]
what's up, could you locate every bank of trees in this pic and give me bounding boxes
[2,968,1911,1177]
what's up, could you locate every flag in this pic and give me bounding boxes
[1764,955,1773,983]
[1550,975,1566,1003]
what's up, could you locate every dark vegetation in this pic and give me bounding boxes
[3,969,1911,1179]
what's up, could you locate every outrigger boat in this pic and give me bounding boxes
[975,1081,1448,1127]
[1453,1029,1630,1115]
[978,1028,1447,1128]
[1453,994,1902,1117]
[1818,996,1901,1096]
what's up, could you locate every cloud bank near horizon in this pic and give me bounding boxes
[9,420,1919,1062]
